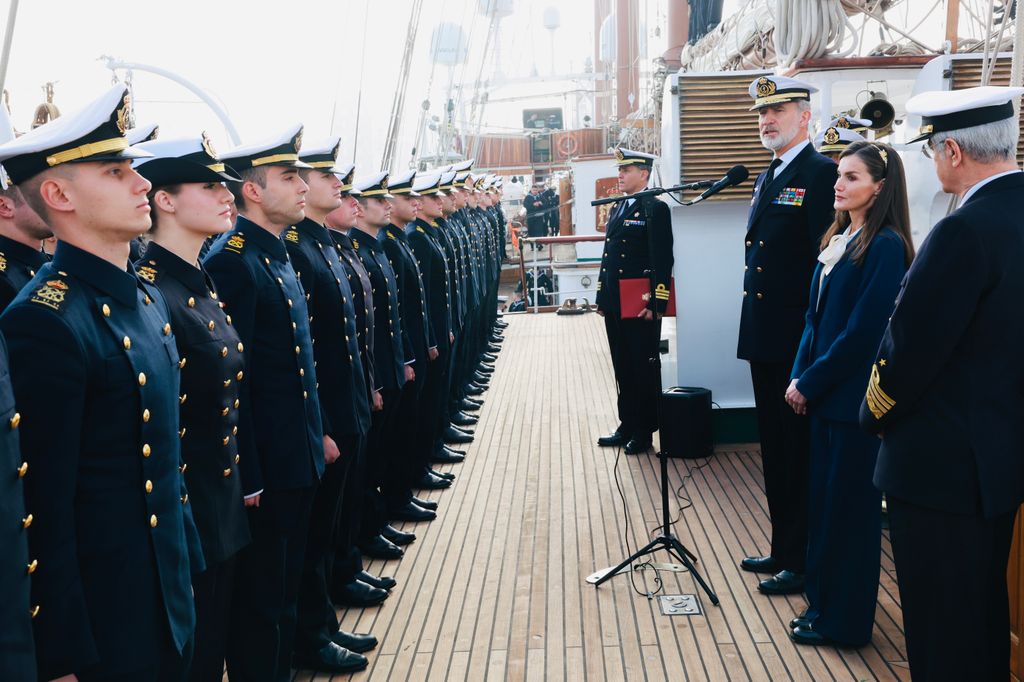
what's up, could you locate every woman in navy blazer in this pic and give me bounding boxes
[784,140,915,647]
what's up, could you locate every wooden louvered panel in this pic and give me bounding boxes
[950,58,1024,167]
[678,73,772,200]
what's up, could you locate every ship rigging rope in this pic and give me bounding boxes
[773,0,857,68]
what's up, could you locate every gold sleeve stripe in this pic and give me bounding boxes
[865,364,895,419]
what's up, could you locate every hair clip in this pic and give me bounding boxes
[872,144,888,165]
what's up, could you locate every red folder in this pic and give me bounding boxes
[619,278,676,318]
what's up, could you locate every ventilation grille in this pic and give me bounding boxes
[678,73,773,201]
[951,58,1024,166]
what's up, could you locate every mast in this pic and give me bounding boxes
[382,0,425,172]
[945,0,960,53]
[0,0,20,94]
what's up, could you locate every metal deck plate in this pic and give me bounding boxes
[658,594,702,616]
[585,561,688,584]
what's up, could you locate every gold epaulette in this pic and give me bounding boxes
[30,278,69,311]
[226,233,246,254]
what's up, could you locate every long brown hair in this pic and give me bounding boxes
[820,140,915,267]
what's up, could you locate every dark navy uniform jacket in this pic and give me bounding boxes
[0,241,203,679]
[0,332,35,681]
[437,217,465,328]
[595,194,674,316]
[137,243,251,566]
[204,216,324,496]
[384,223,434,366]
[285,219,371,439]
[333,229,377,393]
[861,172,1024,519]
[0,235,47,312]
[409,218,453,348]
[791,229,905,423]
[738,144,837,363]
[350,227,407,392]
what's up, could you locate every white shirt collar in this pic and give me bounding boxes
[959,169,1021,206]
[773,139,810,176]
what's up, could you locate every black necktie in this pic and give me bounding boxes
[763,158,782,188]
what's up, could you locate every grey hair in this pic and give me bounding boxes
[931,117,1019,164]
[796,99,812,114]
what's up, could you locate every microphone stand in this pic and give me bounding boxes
[591,195,720,608]
[590,181,713,207]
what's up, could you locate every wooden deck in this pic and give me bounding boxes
[297,313,909,681]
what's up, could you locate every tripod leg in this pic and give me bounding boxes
[667,537,720,605]
[593,538,662,587]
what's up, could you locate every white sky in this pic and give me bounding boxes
[0,0,623,173]
[0,0,971,172]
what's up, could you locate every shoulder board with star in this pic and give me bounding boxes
[225,232,246,254]
[284,228,300,243]
[29,278,71,312]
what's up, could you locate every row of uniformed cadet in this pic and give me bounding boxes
[0,84,508,681]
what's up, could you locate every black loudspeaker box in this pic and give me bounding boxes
[659,386,713,459]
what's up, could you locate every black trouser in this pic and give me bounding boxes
[446,323,465,408]
[226,486,315,682]
[189,555,237,682]
[383,373,423,511]
[603,314,661,438]
[295,436,354,655]
[332,435,367,590]
[887,497,1015,682]
[419,347,448,461]
[749,361,810,572]
[359,387,400,544]
[81,632,193,682]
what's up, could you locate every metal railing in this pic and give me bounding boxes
[516,234,604,314]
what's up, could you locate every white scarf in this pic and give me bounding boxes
[816,227,860,309]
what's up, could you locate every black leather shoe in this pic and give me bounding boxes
[432,449,465,464]
[597,431,628,447]
[481,353,497,362]
[332,629,378,654]
[294,642,368,674]
[464,383,485,396]
[758,570,805,595]
[485,344,501,353]
[451,410,478,426]
[356,569,397,590]
[359,534,404,560]
[443,444,467,456]
[458,398,482,412]
[789,616,812,630]
[443,425,474,443]
[332,579,389,607]
[740,555,779,574]
[381,524,417,546]
[472,371,490,384]
[624,438,652,455]
[450,424,475,436]
[475,363,494,374]
[427,467,455,480]
[790,625,834,647]
[416,472,453,489]
[391,501,437,522]
[489,335,503,344]
[411,495,437,510]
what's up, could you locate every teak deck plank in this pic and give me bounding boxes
[286,313,907,681]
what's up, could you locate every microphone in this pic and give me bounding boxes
[685,165,749,205]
